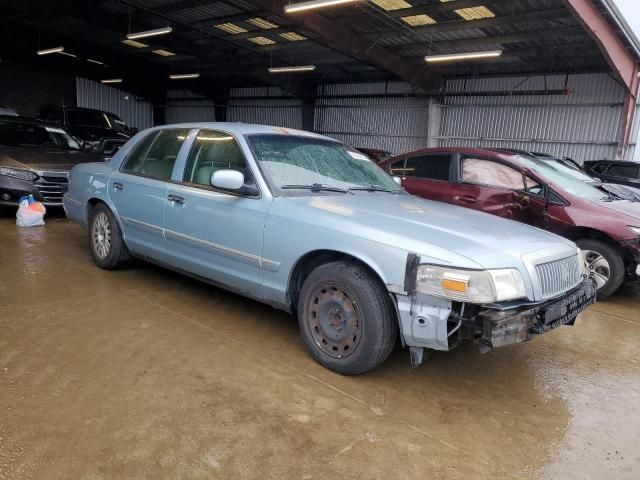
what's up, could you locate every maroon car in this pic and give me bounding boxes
[380,147,640,299]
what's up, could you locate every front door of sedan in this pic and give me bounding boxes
[163,129,270,295]
[394,153,454,203]
[109,128,191,259]
[450,156,534,224]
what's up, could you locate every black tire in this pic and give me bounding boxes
[88,203,132,270]
[576,238,624,300]
[297,260,398,375]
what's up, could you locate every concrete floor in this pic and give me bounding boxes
[1,213,639,480]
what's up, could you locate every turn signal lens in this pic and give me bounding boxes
[441,277,467,293]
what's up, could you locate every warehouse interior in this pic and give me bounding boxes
[1,1,640,479]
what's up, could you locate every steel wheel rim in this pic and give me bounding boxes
[306,282,362,359]
[583,249,610,290]
[92,212,112,259]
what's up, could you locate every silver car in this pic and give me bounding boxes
[63,123,596,374]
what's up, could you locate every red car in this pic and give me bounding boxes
[380,147,640,299]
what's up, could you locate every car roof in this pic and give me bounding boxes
[584,159,638,165]
[149,122,335,139]
[0,115,50,125]
[383,146,520,164]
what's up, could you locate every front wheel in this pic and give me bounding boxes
[576,238,624,300]
[88,203,132,270]
[297,261,398,375]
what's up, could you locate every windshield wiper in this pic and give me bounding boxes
[281,183,354,194]
[349,184,397,193]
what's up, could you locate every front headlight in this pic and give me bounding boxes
[416,265,527,303]
[0,167,38,181]
[629,226,640,237]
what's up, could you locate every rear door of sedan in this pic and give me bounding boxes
[163,128,269,295]
[393,153,455,203]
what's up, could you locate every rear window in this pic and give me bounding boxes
[608,164,639,178]
[0,121,50,147]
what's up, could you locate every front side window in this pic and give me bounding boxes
[462,157,525,190]
[183,130,252,187]
[122,128,189,180]
[591,163,608,174]
[608,164,639,178]
[246,134,403,195]
[405,154,451,181]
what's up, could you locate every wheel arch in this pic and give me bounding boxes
[286,249,391,309]
[565,227,632,265]
[85,197,126,236]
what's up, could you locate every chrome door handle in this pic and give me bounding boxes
[113,182,124,190]
[167,194,185,204]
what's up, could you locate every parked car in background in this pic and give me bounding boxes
[355,147,393,163]
[584,159,640,188]
[63,123,595,374]
[0,106,18,116]
[381,147,640,299]
[37,105,133,152]
[0,115,104,207]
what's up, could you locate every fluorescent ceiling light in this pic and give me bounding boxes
[152,49,175,57]
[101,78,122,84]
[279,32,307,41]
[87,58,104,65]
[215,22,247,34]
[284,0,358,14]
[247,17,278,29]
[121,39,148,48]
[169,73,200,79]
[247,36,276,45]
[370,0,411,11]
[58,51,77,58]
[126,26,172,40]
[37,46,64,55]
[268,65,316,73]
[197,135,234,141]
[425,50,502,63]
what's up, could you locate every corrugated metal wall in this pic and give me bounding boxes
[315,82,430,154]
[227,87,303,128]
[76,77,154,130]
[165,89,216,123]
[438,73,625,162]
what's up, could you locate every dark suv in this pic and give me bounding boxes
[38,105,133,152]
[584,160,640,188]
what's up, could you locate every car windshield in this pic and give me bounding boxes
[515,155,610,200]
[247,134,403,195]
[66,110,127,131]
[536,157,595,183]
[0,121,78,149]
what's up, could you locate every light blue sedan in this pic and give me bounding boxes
[63,123,596,374]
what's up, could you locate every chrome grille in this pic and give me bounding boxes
[34,173,69,205]
[535,254,581,300]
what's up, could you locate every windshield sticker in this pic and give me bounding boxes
[348,151,371,161]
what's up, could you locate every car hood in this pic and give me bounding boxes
[67,125,131,142]
[283,193,576,269]
[590,196,640,222]
[0,146,104,173]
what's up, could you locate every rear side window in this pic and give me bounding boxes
[388,159,405,175]
[462,157,525,190]
[122,129,189,180]
[404,154,451,181]
[608,164,639,178]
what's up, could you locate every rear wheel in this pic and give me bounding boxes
[88,203,132,270]
[576,238,624,300]
[297,261,397,375]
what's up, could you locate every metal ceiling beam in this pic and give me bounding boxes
[563,0,639,152]
[251,0,443,93]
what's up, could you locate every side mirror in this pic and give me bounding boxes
[392,176,402,185]
[211,169,245,191]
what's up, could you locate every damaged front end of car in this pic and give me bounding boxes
[395,252,597,367]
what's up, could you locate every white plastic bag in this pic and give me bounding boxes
[16,199,45,227]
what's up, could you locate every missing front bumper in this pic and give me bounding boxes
[478,279,596,352]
